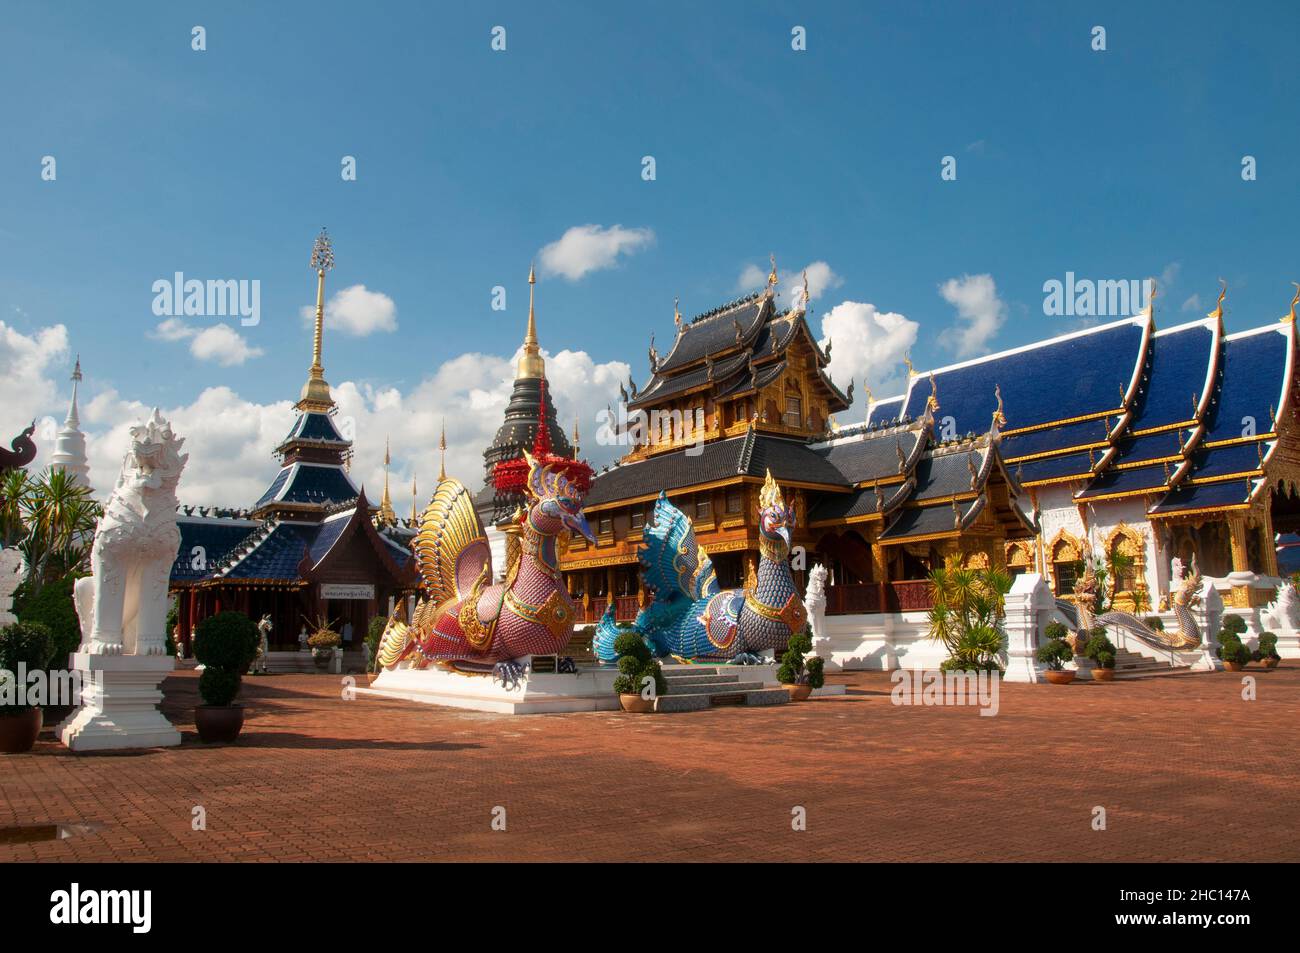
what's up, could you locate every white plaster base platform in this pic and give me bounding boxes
[59,653,181,751]
[358,664,623,714]
[360,661,843,715]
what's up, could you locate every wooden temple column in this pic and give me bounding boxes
[1259,505,1279,577]
[605,566,617,606]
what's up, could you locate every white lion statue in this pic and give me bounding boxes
[1261,581,1300,636]
[74,409,187,656]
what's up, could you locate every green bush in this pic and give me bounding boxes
[1254,631,1280,662]
[1037,637,1073,671]
[198,667,241,707]
[1217,628,1243,660]
[1044,621,1069,642]
[778,628,818,685]
[611,632,664,698]
[193,612,258,706]
[13,573,82,668]
[0,621,55,715]
[1084,631,1116,668]
[1220,640,1251,666]
[805,656,825,690]
[1221,614,1247,637]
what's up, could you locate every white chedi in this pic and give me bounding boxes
[74,410,188,655]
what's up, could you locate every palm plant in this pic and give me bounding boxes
[2,467,100,597]
[927,559,1012,671]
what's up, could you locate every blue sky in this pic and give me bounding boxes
[2,1,1298,506]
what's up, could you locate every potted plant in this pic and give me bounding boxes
[1038,621,1076,684]
[612,631,665,712]
[192,611,259,743]
[777,628,825,701]
[1084,629,1117,682]
[0,621,54,754]
[306,615,341,670]
[1216,629,1248,671]
[1254,631,1281,669]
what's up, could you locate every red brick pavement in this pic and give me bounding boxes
[1,666,1297,862]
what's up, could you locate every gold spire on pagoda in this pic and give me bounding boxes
[376,436,397,526]
[410,472,419,522]
[572,417,581,457]
[299,227,336,412]
[517,264,545,379]
[438,419,447,481]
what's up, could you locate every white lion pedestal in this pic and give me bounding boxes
[60,410,187,751]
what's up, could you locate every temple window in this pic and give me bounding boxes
[630,509,645,530]
[695,495,712,520]
[725,488,744,514]
[784,394,803,428]
[597,514,613,536]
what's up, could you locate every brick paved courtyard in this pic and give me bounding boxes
[2,666,1297,862]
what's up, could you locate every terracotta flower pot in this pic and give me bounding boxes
[1263,658,1279,669]
[619,693,654,713]
[1223,661,1243,672]
[1092,667,1116,682]
[195,705,245,743]
[784,683,813,701]
[1044,669,1076,685]
[0,707,43,754]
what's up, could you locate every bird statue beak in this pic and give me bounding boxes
[777,526,792,549]
[566,510,596,544]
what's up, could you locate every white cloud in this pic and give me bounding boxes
[735,259,843,311]
[1181,293,1202,313]
[10,320,629,519]
[818,300,920,415]
[0,320,70,438]
[938,274,1006,359]
[150,318,263,366]
[300,283,397,336]
[538,224,654,281]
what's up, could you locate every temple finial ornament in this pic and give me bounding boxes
[377,436,397,526]
[1283,282,1300,323]
[992,384,1007,430]
[517,264,545,379]
[1145,276,1158,318]
[410,472,419,522]
[299,227,336,411]
[925,371,939,414]
[903,352,916,377]
[767,253,778,288]
[673,296,682,330]
[438,419,447,481]
[1208,278,1227,322]
[572,417,580,456]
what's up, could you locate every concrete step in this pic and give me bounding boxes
[653,686,789,712]
[665,680,768,696]
[662,675,744,690]
[660,665,721,676]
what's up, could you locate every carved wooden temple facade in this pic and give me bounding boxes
[561,273,1300,621]
[169,231,418,650]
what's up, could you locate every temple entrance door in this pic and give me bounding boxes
[325,599,370,651]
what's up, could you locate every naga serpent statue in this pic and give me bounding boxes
[375,450,594,683]
[594,469,806,663]
[0,422,37,475]
[1072,552,1203,650]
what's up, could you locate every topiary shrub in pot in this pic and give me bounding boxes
[1038,621,1076,684]
[0,621,55,754]
[611,631,664,712]
[1216,623,1252,671]
[777,628,824,701]
[1254,631,1281,669]
[1084,630,1117,682]
[192,611,258,742]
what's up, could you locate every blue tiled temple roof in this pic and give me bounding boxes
[1002,417,1113,461]
[878,500,972,540]
[219,522,319,580]
[1011,449,1096,485]
[1076,461,1170,500]
[1148,479,1255,515]
[307,512,353,565]
[1125,320,1217,431]
[1200,325,1292,444]
[255,462,359,509]
[172,517,260,582]
[1106,429,1189,467]
[284,411,349,445]
[1182,442,1266,481]
[901,315,1150,436]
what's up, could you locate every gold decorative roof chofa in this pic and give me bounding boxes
[1283,282,1300,324]
[1208,278,1227,322]
[517,264,545,380]
[299,227,336,412]
[759,469,784,510]
[767,253,778,288]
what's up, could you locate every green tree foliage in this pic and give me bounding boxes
[928,561,1011,672]
[0,621,55,715]
[193,612,259,706]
